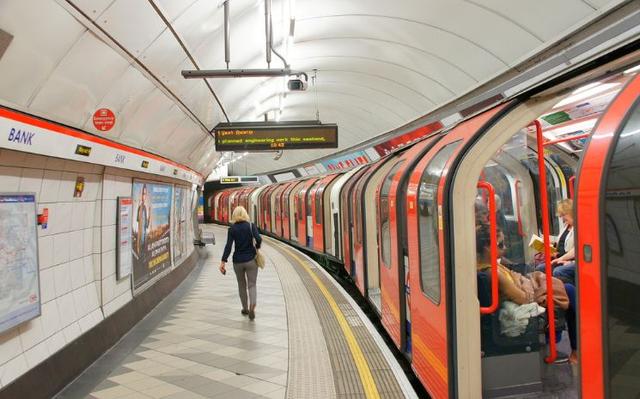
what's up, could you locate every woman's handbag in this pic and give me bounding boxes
[255,249,265,269]
[252,223,265,269]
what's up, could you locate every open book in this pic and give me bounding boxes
[529,234,558,255]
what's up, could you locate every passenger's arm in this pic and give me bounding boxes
[252,223,262,249]
[498,270,530,305]
[552,247,575,265]
[221,228,233,263]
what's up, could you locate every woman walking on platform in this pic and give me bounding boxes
[220,206,262,320]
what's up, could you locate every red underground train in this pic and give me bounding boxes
[211,55,640,398]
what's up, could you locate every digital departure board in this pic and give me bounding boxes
[220,176,259,184]
[214,122,338,151]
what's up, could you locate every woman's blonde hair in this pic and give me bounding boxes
[556,199,573,217]
[231,206,251,223]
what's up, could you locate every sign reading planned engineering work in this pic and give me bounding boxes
[220,176,260,184]
[214,122,338,151]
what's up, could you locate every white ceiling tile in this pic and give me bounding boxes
[29,32,130,126]
[0,0,85,106]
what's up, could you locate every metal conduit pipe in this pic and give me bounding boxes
[264,0,272,67]
[224,0,230,69]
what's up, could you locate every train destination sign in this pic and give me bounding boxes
[214,122,338,151]
[220,176,260,184]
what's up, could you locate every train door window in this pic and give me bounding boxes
[315,185,323,224]
[380,161,405,266]
[603,100,640,397]
[307,182,317,219]
[418,142,460,303]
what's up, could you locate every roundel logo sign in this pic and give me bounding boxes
[93,108,115,132]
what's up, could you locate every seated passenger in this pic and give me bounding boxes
[535,199,576,284]
[476,223,534,305]
[477,223,577,362]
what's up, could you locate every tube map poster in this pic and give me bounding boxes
[0,194,41,334]
[132,181,172,291]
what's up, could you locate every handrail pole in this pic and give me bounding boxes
[515,179,524,237]
[534,120,557,363]
[478,181,499,314]
[568,176,575,200]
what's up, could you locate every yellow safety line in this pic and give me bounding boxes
[273,241,381,399]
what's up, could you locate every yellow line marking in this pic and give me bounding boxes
[272,241,381,399]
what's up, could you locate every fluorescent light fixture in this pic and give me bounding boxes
[624,64,640,74]
[572,81,600,94]
[553,83,619,109]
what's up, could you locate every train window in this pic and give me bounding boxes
[315,185,323,224]
[307,182,317,218]
[380,161,405,266]
[298,191,303,220]
[418,142,460,303]
[603,100,640,397]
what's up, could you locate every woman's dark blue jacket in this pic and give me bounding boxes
[222,221,262,263]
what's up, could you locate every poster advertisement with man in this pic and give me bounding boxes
[132,181,173,290]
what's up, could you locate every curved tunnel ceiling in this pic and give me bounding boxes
[0,0,627,177]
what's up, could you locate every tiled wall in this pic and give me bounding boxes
[0,150,197,389]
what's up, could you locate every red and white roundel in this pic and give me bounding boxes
[93,108,115,131]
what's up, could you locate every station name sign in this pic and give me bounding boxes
[220,176,260,184]
[214,121,338,151]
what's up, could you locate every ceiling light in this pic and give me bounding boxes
[624,64,640,74]
[572,81,601,94]
[553,83,619,109]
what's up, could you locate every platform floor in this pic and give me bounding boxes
[55,224,416,399]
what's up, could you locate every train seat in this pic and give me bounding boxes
[477,270,543,397]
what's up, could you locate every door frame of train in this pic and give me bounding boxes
[575,74,640,398]
[449,96,563,397]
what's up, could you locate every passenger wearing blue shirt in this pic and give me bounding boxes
[220,206,262,320]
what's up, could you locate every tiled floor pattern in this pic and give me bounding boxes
[265,240,405,399]
[57,225,288,399]
[57,224,412,399]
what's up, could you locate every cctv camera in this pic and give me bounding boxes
[288,79,307,91]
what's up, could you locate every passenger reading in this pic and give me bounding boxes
[214,122,338,151]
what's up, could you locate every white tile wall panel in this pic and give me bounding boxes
[19,168,44,197]
[0,354,28,387]
[44,330,65,356]
[53,262,72,297]
[62,323,82,345]
[53,233,71,266]
[156,0,199,23]
[57,292,78,328]
[29,32,130,127]
[0,329,22,366]
[38,235,54,270]
[40,268,56,303]
[0,166,21,190]
[97,0,166,56]
[39,170,63,203]
[70,0,114,19]
[40,302,61,338]
[23,341,49,369]
[70,258,86,290]
[18,318,45,351]
[0,0,84,106]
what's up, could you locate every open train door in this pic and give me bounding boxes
[577,73,640,398]
[406,106,507,399]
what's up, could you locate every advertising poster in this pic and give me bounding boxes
[173,187,189,264]
[132,181,173,290]
[116,197,133,280]
[0,193,41,334]
[197,194,204,222]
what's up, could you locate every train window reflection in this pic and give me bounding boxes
[604,99,640,398]
[380,161,404,267]
[418,142,459,303]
